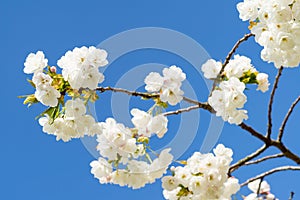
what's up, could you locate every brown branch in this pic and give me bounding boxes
[163,105,201,116]
[96,86,300,165]
[229,145,267,174]
[239,122,269,144]
[222,33,254,69]
[256,178,264,196]
[244,153,284,166]
[96,86,159,99]
[241,166,300,187]
[289,192,295,200]
[270,141,300,164]
[278,95,300,141]
[210,33,254,95]
[267,66,284,139]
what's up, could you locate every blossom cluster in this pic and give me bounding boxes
[39,98,100,142]
[202,55,269,125]
[24,51,61,107]
[57,46,108,90]
[90,148,173,189]
[162,144,240,200]
[244,179,278,200]
[144,65,186,106]
[91,108,170,188]
[237,0,300,68]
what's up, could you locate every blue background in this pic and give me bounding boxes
[1,0,300,199]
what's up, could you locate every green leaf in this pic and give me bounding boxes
[20,94,38,107]
[35,104,60,122]
[27,79,36,88]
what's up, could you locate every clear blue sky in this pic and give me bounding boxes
[1,0,300,199]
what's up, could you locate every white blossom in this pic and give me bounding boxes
[224,55,255,78]
[237,0,259,21]
[245,179,278,200]
[144,65,186,105]
[208,77,248,125]
[90,157,113,184]
[144,72,164,92]
[24,51,48,74]
[35,86,61,107]
[65,98,87,118]
[96,118,139,163]
[32,72,52,87]
[201,59,222,79]
[256,73,270,92]
[32,72,61,107]
[131,108,168,138]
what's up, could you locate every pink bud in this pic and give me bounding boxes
[50,66,57,73]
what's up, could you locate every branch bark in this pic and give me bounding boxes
[278,95,300,141]
[241,166,300,187]
[96,85,300,165]
[244,153,284,166]
[229,145,267,174]
[267,67,284,139]
[210,33,254,95]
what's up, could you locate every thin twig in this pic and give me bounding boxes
[244,153,285,166]
[163,105,200,116]
[278,95,300,141]
[229,145,267,174]
[257,178,264,196]
[270,140,300,164]
[289,191,295,200]
[210,33,254,95]
[239,123,269,144]
[241,166,300,187]
[96,86,159,99]
[222,33,254,69]
[267,67,284,139]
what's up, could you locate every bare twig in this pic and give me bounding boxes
[239,123,269,144]
[163,105,200,116]
[244,153,284,166]
[270,141,300,164]
[289,191,295,200]
[267,67,284,139]
[229,145,267,174]
[241,166,300,187]
[96,86,159,99]
[222,33,254,69]
[278,95,300,141]
[210,33,254,95]
[257,178,264,196]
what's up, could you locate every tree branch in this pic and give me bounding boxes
[241,166,300,187]
[289,192,295,200]
[210,33,254,95]
[96,86,159,99]
[244,153,284,166]
[270,141,300,164]
[229,145,267,174]
[239,123,269,144]
[163,105,201,116]
[222,33,254,69]
[96,86,300,165]
[267,67,284,139]
[278,95,300,141]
